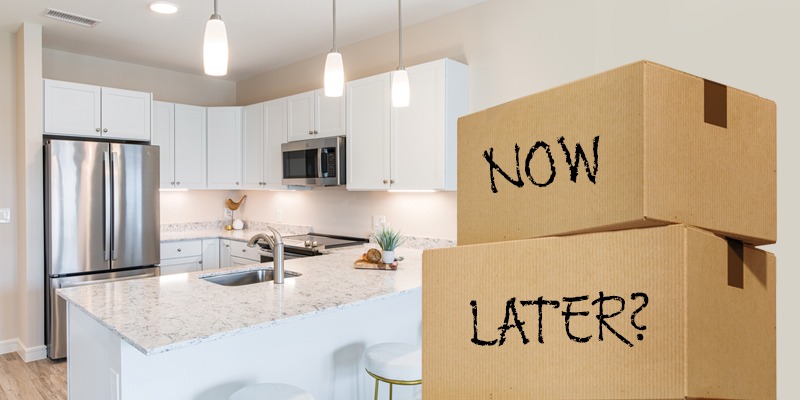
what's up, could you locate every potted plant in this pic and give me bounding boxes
[374,226,405,264]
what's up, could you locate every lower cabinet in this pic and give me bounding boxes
[161,238,260,275]
[229,240,261,266]
[160,240,203,275]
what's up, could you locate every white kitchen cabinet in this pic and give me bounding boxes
[44,79,151,141]
[243,98,287,189]
[287,89,346,142]
[207,107,243,189]
[202,239,220,270]
[229,240,260,262]
[159,240,203,275]
[347,59,468,191]
[153,102,207,189]
[220,239,233,268]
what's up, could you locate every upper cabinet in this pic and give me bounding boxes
[153,101,207,189]
[347,59,468,191]
[207,107,243,190]
[287,89,346,142]
[243,98,287,189]
[44,79,152,141]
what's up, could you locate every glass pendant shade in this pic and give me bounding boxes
[324,51,344,97]
[203,18,228,76]
[392,68,410,108]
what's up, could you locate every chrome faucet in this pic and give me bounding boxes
[246,227,285,284]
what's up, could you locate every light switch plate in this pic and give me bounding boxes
[0,208,9,224]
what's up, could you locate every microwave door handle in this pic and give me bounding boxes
[318,148,324,181]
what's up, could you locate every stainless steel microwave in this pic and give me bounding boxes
[281,136,346,186]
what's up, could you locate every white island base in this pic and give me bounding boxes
[67,289,422,400]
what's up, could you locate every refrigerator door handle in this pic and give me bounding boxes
[58,272,159,289]
[103,151,111,261]
[111,151,121,261]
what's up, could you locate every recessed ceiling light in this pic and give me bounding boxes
[149,1,178,14]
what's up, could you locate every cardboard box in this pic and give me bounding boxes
[457,61,776,246]
[423,225,775,399]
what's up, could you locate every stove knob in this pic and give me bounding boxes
[312,241,318,247]
[305,240,312,247]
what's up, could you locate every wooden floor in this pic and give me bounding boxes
[0,353,66,400]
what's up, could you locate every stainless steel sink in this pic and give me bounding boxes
[201,269,301,286]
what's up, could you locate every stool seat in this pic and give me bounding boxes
[364,342,421,382]
[229,383,314,400]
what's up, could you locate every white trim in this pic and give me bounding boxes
[16,340,47,362]
[0,338,17,355]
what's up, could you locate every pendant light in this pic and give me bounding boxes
[203,0,228,76]
[392,0,410,108]
[324,0,344,97]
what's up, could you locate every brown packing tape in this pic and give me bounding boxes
[703,79,728,128]
[727,238,744,289]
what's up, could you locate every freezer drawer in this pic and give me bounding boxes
[46,267,160,360]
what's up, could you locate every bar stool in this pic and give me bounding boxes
[363,342,422,400]
[229,382,314,400]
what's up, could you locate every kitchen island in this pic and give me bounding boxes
[58,245,423,400]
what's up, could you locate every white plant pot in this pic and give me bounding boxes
[381,250,395,264]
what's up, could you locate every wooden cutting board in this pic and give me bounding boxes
[354,259,398,270]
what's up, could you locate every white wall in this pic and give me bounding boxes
[43,49,237,107]
[0,30,18,345]
[160,190,240,224]
[234,0,800,396]
[239,190,457,239]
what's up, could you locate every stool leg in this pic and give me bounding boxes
[389,383,393,400]
[374,378,379,400]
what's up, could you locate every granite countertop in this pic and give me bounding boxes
[160,228,269,243]
[57,246,422,356]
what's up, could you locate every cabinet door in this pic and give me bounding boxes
[201,239,220,270]
[159,257,203,275]
[44,79,101,137]
[231,256,257,267]
[220,239,232,268]
[315,89,346,138]
[242,103,265,189]
[101,87,152,141]
[152,101,175,189]
[207,107,243,189]
[287,91,315,142]
[264,98,288,188]
[391,61,446,190]
[346,74,392,190]
[174,105,207,189]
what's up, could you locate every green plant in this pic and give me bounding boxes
[374,226,405,251]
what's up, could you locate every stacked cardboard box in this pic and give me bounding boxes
[423,61,776,399]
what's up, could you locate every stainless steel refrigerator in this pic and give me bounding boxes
[44,139,161,360]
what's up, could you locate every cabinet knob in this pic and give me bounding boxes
[176,181,181,185]
[390,179,395,184]
[383,179,388,184]
[235,182,240,185]
[199,260,203,264]
[242,249,247,253]
[225,244,230,248]
[171,182,175,186]
[103,128,108,133]
[95,128,101,132]
[314,130,318,135]
[308,130,313,135]
[177,248,182,252]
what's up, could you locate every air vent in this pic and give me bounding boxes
[45,8,102,27]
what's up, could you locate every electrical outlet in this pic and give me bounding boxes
[0,208,9,224]
[372,215,386,230]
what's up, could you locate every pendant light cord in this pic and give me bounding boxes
[398,0,404,69]
[332,0,337,51]
[212,0,220,19]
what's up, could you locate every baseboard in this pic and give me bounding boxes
[16,340,47,362]
[0,338,17,355]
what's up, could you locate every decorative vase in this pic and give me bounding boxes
[381,250,395,264]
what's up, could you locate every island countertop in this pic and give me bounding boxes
[57,246,422,356]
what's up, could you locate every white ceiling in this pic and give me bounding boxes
[0,0,486,81]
